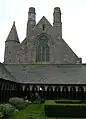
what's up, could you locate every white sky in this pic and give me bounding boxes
[0,0,86,63]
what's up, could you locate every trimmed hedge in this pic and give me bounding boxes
[45,100,86,117]
[45,104,86,117]
[45,100,86,104]
[55,100,86,104]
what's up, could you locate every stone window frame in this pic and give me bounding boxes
[36,35,50,62]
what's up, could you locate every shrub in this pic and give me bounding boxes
[15,103,26,110]
[33,100,40,104]
[40,98,45,103]
[9,97,24,105]
[45,104,86,117]
[0,112,3,118]
[55,100,86,104]
[13,109,19,116]
[9,97,28,110]
[25,100,32,104]
[0,103,15,117]
[32,98,45,104]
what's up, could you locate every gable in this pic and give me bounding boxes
[9,27,81,64]
[37,16,52,30]
[5,15,81,64]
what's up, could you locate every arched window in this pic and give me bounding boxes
[36,36,50,62]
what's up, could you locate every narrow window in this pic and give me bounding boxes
[43,24,45,31]
[42,46,45,61]
[36,35,50,62]
[36,46,41,61]
[46,45,49,61]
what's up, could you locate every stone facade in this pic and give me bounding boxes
[0,7,85,102]
[4,7,82,64]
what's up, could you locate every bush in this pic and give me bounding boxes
[55,100,86,104]
[0,103,15,117]
[0,112,3,118]
[13,109,19,116]
[33,100,40,104]
[45,104,86,117]
[40,98,45,104]
[9,97,24,105]
[24,100,32,104]
[9,97,28,110]
[15,103,26,110]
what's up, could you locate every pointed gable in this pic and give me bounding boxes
[37,16,52,29]
[6,22,20,43]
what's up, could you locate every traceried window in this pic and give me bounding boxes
[36,36,50,62]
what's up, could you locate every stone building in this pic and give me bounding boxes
[0,7,85,102]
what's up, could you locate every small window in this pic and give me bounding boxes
[43,24,45,31]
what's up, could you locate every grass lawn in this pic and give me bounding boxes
[7,103,86,119]
[9,103,45,119]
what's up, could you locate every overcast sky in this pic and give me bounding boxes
[0,0,86,63]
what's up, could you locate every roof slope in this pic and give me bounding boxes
[6,22,20,43]
[0,63,16,82]
[4,64,86,84]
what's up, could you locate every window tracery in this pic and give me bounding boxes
[36,35,50,62]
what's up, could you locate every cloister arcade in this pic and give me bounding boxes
[0,79,86,103]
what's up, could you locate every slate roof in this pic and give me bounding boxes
[0,63,16,82]
[6,22,20,43]
[4,64,86,84]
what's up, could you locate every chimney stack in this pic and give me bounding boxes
[26,7,36,37]
[53,7,61,26]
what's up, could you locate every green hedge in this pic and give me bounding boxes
[55,100,86,104]
[45,100,86,117]
[45,100,86,105]
[45,104,86,117]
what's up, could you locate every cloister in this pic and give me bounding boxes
[0,78,85,103]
